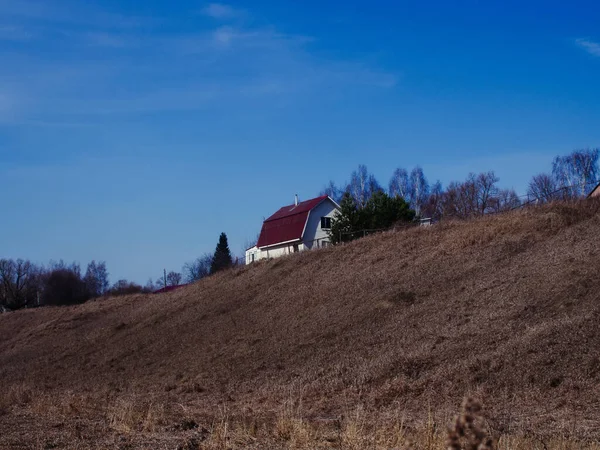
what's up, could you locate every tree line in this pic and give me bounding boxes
[1,232,236,311]
[321,148,599,232]
[0,259,117,311]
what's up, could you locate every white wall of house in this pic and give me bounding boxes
[245,246,260,265]
[246,242,307,264]
[301,198,339,249]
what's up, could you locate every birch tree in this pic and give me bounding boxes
[388,168,410,200]
[409,167,429,216]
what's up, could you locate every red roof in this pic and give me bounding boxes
[153,284,188,294]
[257,195,329,248]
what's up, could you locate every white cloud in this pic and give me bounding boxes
[576,38,600,57]
[202,3,241,19]
[213,26,236,46]
[0,5,397,124]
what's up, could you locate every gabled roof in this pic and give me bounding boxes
[257,195,330,249]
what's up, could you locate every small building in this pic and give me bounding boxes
[246,195,340,264]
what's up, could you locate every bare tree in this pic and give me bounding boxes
[0,259,40,309]
[475,171,500,215]
[440,171,500,219]
[422,180,444,220]
[320,180,343,203]
[409,167,430,216]
[441,180,473,219]
[552,148,599,198]
[166,271,182,286]
[347,165,381,208]
[183,253,213,283]
[527,173,559,204]
[491,189,521,212]
[83,260,109,298]
[388,168,410,200]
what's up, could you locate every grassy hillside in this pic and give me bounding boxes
[2,200,600,449]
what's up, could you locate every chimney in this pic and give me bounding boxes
[294,194,299,206]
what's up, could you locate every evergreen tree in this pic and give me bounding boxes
[329,191,415,244]
[210,232,233,274]
[362,190,415,230]
[329,192,360,243]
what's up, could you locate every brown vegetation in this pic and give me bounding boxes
[2,200,600,448]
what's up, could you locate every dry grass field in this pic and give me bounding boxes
[2,200,600,449]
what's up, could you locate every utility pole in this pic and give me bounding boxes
[164,268,167,288]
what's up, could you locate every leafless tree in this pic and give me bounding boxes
[83,260,109,297]
[347,165,381,208]
[319,180,343,203]
[421,180,444,220]
[440,171,500,219]
[0,259,40,309]
[388,167,410,199]
[475,171,500,215]
[409,167,430,216]
[552,148,599,198]
[441,181,472,219]
[527,173,559,204]
[491,189,521,213]
[183,253,213,283]
[166,271,182,286]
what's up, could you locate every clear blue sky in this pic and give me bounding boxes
[1,0,599,284]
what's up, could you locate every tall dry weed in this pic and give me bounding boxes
[447,398,493,450]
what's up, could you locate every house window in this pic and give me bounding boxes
[321,240,329,248]
[321,217,332,229]
[251,254,255,262]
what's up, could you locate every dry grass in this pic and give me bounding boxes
[106,397,166,433]
[2,200,600,448]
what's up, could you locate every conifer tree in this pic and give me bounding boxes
[329,192,360,243]
[210,232,233,274]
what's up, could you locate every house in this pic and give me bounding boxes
[246,195,340,264]
[588,182,600,198]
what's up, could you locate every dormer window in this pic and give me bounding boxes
[321,217,332,229]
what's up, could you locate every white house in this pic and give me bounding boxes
[246,195,340,264]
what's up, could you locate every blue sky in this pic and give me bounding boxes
[1,0,599,283]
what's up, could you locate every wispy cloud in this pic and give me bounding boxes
[82,31,133,48]
[201,3,242,20]
[207,26,312,50]
[0,3,397,125]
[576,38,600,57]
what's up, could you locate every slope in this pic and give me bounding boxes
[1,201,600,448]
